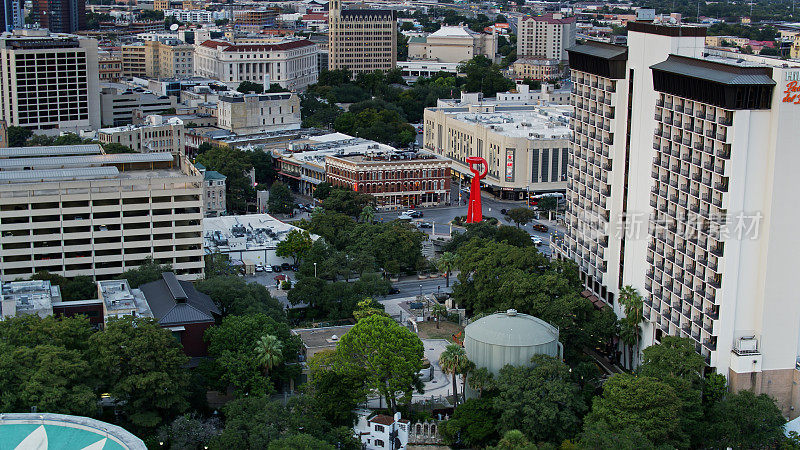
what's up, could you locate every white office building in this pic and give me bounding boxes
[194,39,318,91]
[0,29,101,134]
[557,22,800,415]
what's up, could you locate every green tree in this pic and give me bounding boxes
[491,429,537,450]
[205,252,237,277]
[268,182,295,214]
[195,276,284,318]
[102,142,135,154]
[196,146,256,213]
[157,414,221,450]
[504,207,536,228]
[618,285,645,368]
[334,314,424,411]
[439,344,470,407]
[440,398,499,448]
[581,374,683,448]
[276,229,313,265]
[211,396,289,449]
[436,252,456,287]
[537,196,558,211]
[359,205,376,223]
[268,433,335,450]
[430,303,447,329]
[467,367,494,398]
[7,126,33,147]
[321,187,375,217]
[237,80,264,94]
[313,182,332,200]
[254,334,283,376]
[31,271,96,301]
[458,56,515,97]
[494,355,586,443]
[352,297,388,321]
[705,389,785,448]
[306,349,369,427]
[91,317,190,430]
[204,314,301,397]
[120,257,172,288]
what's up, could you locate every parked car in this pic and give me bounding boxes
[387,286,400,295]
[264,265,274,273]
[255,264,265,272]
[532,223,549,233]
[290,265,299,271]
[531,236,543,246]
[272,265,282,272]
[281,262,292,271]
[417,222,432,229]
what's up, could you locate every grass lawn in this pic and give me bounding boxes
[417,320,464,341]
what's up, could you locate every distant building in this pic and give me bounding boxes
[234,9,279,28]
[0,279,60,319]
[100,84,178,126]
[0,413,146,449]
[139,272,219,357]
[328,0,396,75]
[512,57,563,81]
[397,60,462,83]
[195,163,227,217]
[0,0,23,32]
[98,279,150,324]
[408,26,497,64]
[218,93,301,134]
[356,413,410,450]
[517,13,576,62]
[99,52,123,83]
[98,114,185,154]
[194,39,319,91]
[144,37,194,79]
[122,43,147,78]
[0,29,101,134]
[33,0,85,33]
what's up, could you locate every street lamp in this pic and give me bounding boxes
[313,262,317,278]
[419,284,423,297]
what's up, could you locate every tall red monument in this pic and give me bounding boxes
[465,156,487,223]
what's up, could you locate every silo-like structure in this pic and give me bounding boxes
[464,309,562,377]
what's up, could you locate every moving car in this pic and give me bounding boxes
[532,223,549,233]
[406,210,423,218]
[417,222,432,229]
[387,286,400,295]
[531,236,543,246]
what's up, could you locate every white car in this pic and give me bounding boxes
[264,265,273,273]
[255,264,265,272]
[531,236,543,246]
[398,213,413,220]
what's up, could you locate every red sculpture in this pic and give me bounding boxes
[466,156,488,223]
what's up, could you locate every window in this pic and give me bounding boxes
[374,424,384,432]
[375,439,385,447]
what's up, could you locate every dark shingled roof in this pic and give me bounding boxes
[140,273,219,326]
[567,41,627,60]
[650,55,776,86]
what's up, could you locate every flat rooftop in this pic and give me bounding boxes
[0,144,103,159]
[0,280,60,317]
[292,325,354,349]
[204,213,312,253]
[98,279,152,318]
[446,105,573,140]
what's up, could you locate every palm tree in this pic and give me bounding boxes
[430,303,447,329]
[467,367,494,398]
[439,344,469,406]
[359,205,375,223]
[618,285,645,369]
[436,252,456,287]
[254,334,283,376]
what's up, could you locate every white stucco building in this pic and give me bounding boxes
[193,39,318,91]
[408,26,497,64]
[217,92,301,134]
[557,22,800,415]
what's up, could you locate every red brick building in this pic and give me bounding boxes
[325,152,451,210]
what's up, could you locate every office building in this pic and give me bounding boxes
[0,144,204,281]
[234,9,279,28]
[1,0,22,32]
[33,0,84,33]
[145,37,194,79]
[0,29,100,134]
[100,84,178,126]
[194,38,318,91]
[197,165,226,217]
[98,114,185,154]
[121,43,146,78]
[517,13,576,62]
[408,26,497,64]
[557,22,800,414]
[424,94,571,199]
[328,0,396,75]
[218,92,301,134]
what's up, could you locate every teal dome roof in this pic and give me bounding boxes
[0,413,145,449]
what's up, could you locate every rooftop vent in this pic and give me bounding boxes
[506,309,518,316]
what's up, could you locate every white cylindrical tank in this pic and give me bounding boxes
[464,309,562,376]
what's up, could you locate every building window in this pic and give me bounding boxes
[374,425,384,432]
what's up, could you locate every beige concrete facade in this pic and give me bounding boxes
[424,101,570,198]
[517,13,576,62]
[0,29,100,134]
[0,145,204,281]
[408,26,497,64]
[217,93,301,134]
[99,53,122,83]
[328,0,396,75]
[512,57,562,81]
[122,44,146,78]
[145,39,194,79]
[98,115,185,155]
